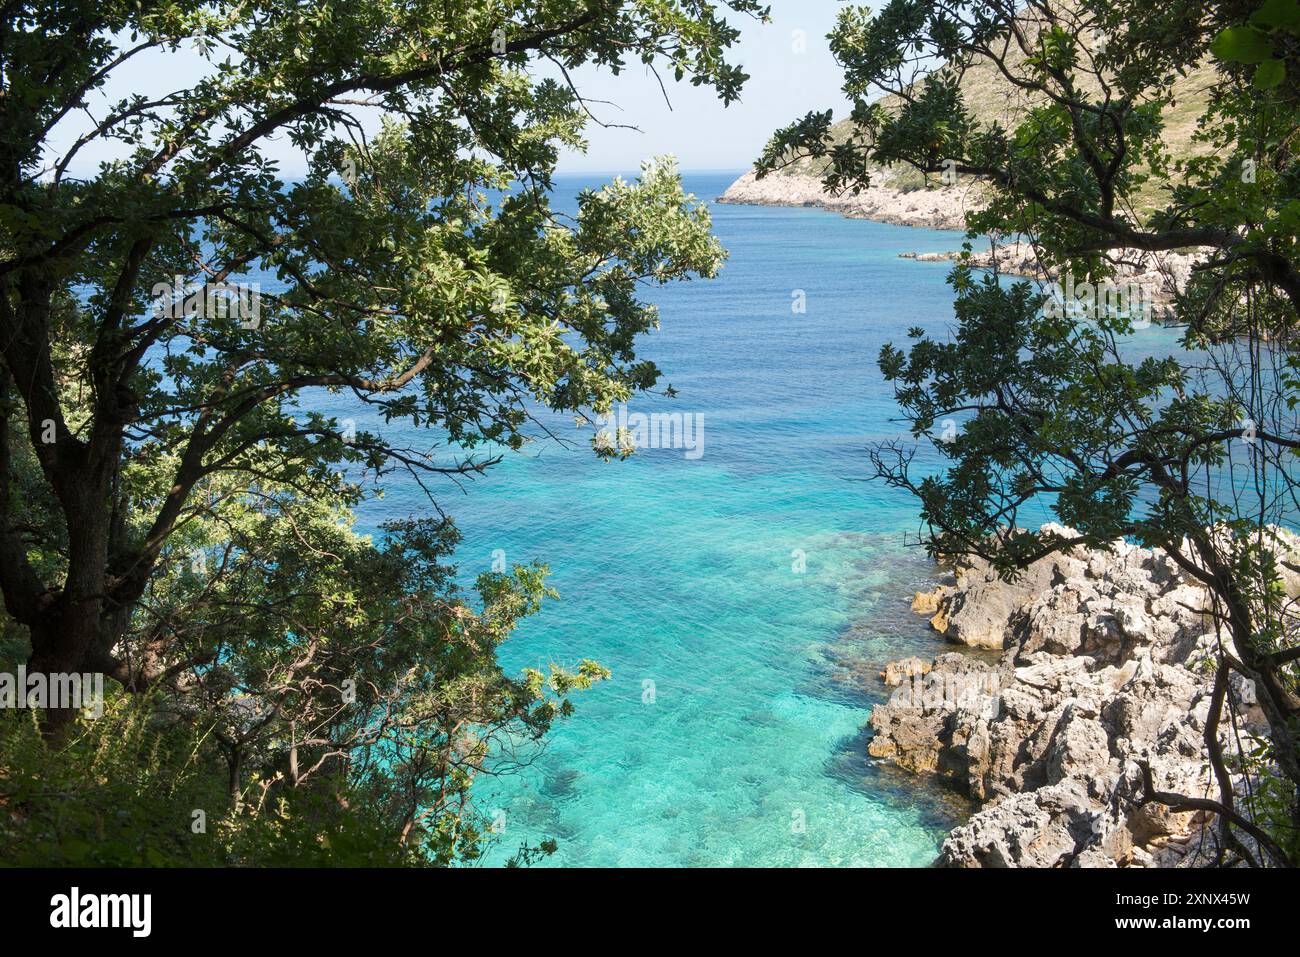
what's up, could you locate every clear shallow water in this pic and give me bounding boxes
[312,172,1188,866]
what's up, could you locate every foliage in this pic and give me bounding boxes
[0,0,765,863]
[0,480,610,866]
[764,0,1300,863]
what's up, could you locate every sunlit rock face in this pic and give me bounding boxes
[718,170,976,231]
[871,524,1274,868]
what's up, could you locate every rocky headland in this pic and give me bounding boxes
[869,524,1284,867]
[717,170,977,231]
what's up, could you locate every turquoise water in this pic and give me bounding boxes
[332,173,1186,866]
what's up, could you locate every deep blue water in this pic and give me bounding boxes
[302,172,1189,866]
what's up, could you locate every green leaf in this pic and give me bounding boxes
[1255,58,1287,89]
[1210,26,1274,64]
[1251,0,1300,29]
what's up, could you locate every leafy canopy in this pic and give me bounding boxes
[0,0,767,861]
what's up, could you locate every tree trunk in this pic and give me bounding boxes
[25,474,114,737]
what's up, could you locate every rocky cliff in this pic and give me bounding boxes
[870,524,1277,867]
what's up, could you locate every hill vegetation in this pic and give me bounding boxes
[771,18,1220,219]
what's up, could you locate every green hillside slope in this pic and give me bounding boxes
[773,22,1219,218]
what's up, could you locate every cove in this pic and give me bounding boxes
[342,172,1189,866]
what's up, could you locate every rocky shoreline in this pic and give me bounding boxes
[900,241,1204,315]
[869,524,1280,868]
[723,168,1276,866]
[720,172,1201,313]
[717,170,976,231]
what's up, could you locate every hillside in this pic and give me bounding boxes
[723,18,1220,225]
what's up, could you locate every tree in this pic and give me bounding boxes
[0,480,608,865]
[0,0,768,734]
[762,0,1300,863]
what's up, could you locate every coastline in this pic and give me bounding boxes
[717,169,977,232]
[867,525,1293,868]
[715,169,1267,866]
[899,243,1202,315]
[719,171,1200,314]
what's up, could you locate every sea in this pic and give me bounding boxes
[315,171,1190,866]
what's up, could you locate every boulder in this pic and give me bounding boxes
[927,541,1088,649]
[880,655,931,687]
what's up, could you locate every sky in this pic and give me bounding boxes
[44,1,855,179]
[554,2,853,172]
